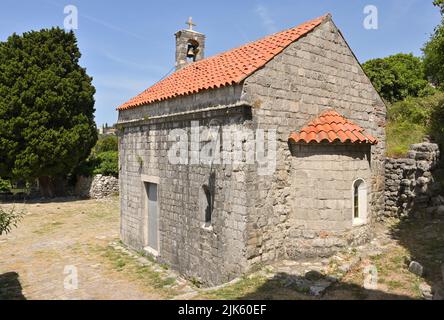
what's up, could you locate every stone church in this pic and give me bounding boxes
[117,14,386,285]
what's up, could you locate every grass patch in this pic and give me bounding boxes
[99,245,178,298]
[199,275,269,300]
[386,280,405,290]
[386,92,444,157]
[33,221,64,235]
[85,201,119,221]
[386,121,426,157]
[368,246,423,298]
[197,274,311,300]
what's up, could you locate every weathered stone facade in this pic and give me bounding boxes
[118,17,386,285]
[240,19,385,266]
[385,142,441,218]
[285,143,373,258]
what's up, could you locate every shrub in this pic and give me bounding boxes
[73,135,119,177]
[386,92,444,157]
[93,135,118,154]
[429,93,444,146]
[0,178,11,192]
[0,206,24,235]
[386,122,427,157]
[388,95,435,126]
[93,151,118,177]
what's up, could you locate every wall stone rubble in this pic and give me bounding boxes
[384,142,441,218]
[75,175,119,199]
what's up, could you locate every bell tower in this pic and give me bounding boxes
[175,17,205,71]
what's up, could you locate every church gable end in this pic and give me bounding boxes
[240,17,386,264]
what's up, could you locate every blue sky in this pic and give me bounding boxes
[0,0,441,127]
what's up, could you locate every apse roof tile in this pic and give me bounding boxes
[289,110,378,145]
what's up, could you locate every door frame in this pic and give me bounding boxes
[141,175,160,256]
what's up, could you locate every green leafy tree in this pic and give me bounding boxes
[93,135,118,154]
[73,134,118,177]
[93,151,119,177]
[362,53,434,104]
[434,0,444,14]
[423,1,444,89]
[0,28,97,197]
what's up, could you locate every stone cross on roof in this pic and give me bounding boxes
[186,17,196,31]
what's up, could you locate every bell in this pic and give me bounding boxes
[187,47,195,58]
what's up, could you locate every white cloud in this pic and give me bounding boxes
[255,4,278,34]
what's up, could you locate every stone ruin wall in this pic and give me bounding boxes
[385,142,443,218]
[75,174,119,199]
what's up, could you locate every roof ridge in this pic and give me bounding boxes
[117,14,330,110]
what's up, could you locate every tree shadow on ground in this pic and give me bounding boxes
[0,196,90,206]
[0,272,26,300]
[236,272,412,300]
[389,211,444,299]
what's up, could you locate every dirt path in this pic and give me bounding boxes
[1,198,442,300]
[0,198,167,300]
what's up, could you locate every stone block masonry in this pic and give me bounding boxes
[385,142,441,218]
[117,17,387,286]
[75,175,119,199]
[119,105,254,286]
[241,19,385,266]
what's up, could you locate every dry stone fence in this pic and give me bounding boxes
[384,141,443,218]
[75,174,119,199]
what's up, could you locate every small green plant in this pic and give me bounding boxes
[136,155,144,167]
[116,259,127,270]
[160,263,169,270]
[0,178,11,192]
[0,206,25,235]
[190,277,203,288]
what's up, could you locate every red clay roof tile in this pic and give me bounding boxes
[289,110,378,145]
[117,14,329,110]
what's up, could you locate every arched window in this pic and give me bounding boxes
[202,184,213,227]
[352,179,367,225]
[201,172,215,230]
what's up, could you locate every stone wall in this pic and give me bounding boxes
[385,142,441,218]
[286,143,372,258]
[118,105,254,286]
[90,175,119,199]
[75,175,119,199]
[117,17,387,285]
[241,18,386,266]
